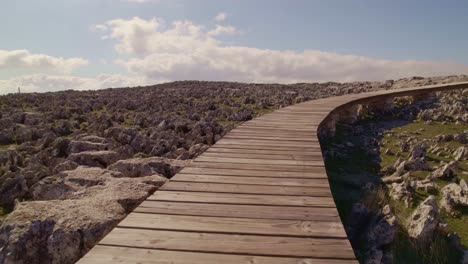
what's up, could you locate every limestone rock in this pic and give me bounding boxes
[440,180,468,215]
[188,143,210,159]
[453,146,467,161]
[407,196,439,240]
[68,150,121,168]
[427,161,458,180]
[108,157,189,178]
[390,182,413,207]
[67,140,109,154]
[0,166,167,264]
[382,175,403,184]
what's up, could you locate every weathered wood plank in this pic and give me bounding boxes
[149,191,336,207]
[78,246,358,264]
[116,213,347,238]
[215,139,319,148]
[178,166,327,178]
[201,151,323,161]
[190,161,324,172]
[160,181,332,196]
[194,156,322,166]
[135,201,340,221]
[98,228,355,259]
[223,134,318,142]
[170,174,330,187]
[209,144,322,151]
[204,147,323,157]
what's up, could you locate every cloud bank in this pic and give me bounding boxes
[1,16,468,94]
[0,49,88,73]
[98,16,468,83]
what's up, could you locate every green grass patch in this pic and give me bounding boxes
[0,144,17,150]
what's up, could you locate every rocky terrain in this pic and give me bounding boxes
[0,76,467,263]
[322,87,468,263]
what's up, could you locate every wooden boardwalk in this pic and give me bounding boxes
[78,82,468,264]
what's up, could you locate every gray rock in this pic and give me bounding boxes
[53,160,79,173]
[108,157,189,178]
[407,196,439,240]
[453,146,467,161]
[0,166,167,263]
[382,175,403,184]
[67,140,109,154]
[427,161,458,180]
[188,143,209,159]
[390,182,413,207]
[413,180,438,193]
[68,151,121,168]
[0,173,28,208]
[440,180,468,215]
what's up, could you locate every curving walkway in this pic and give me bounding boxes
[78,82,468,264]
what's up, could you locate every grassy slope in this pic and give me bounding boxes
[323,119,467,263]
[380,121,468,246]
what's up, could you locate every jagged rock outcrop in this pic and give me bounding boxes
[440,180,468,216]
[0,166,167,264]
[407,196,440,240]
[108,157,189,178]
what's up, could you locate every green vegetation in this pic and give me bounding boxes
[379,120,468,249]
[323,118,467,263]
[0,144,17,150]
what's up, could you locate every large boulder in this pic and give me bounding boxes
[0,172,28,209]
[426,161,458,180]
[66,140,109,154]
[407,196,439,240]
[0,166,166,264]
[453,146,467,161]
[108,157,189,178]
[188,143,210,159]
[390,182,413,207]
[68,151,121,168]
[440,180,468,216]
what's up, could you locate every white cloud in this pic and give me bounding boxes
[0,74,154,95]
[214,12,227,21]
[91,24,108,32]
[3,16,468,95]
[95,17,468,83]
[208,25,238,36]
[0,49,88,74]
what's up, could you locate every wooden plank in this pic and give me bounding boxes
[216,139,318,147]
[239,125,318,131]
[232,127,317,134]
[239,125,317,132]
[149,191,336,207]
[160,181,332,196]
[227,131,316,138]
[190,161,324,172]
[209,144,322,151]
[255,115,326,120]
[194,156,322,166]
[201,151,323,161]
[204,147,323,156]
[245,120,320,125]
[98,228,355,259]
[179,166,327,178]
[223,134,318,142]
[135,201,340,221]
[116,213,347,238]
[170,174,330,187]
[77,246,358,264]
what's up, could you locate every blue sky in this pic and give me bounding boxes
[1,0,468,94]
